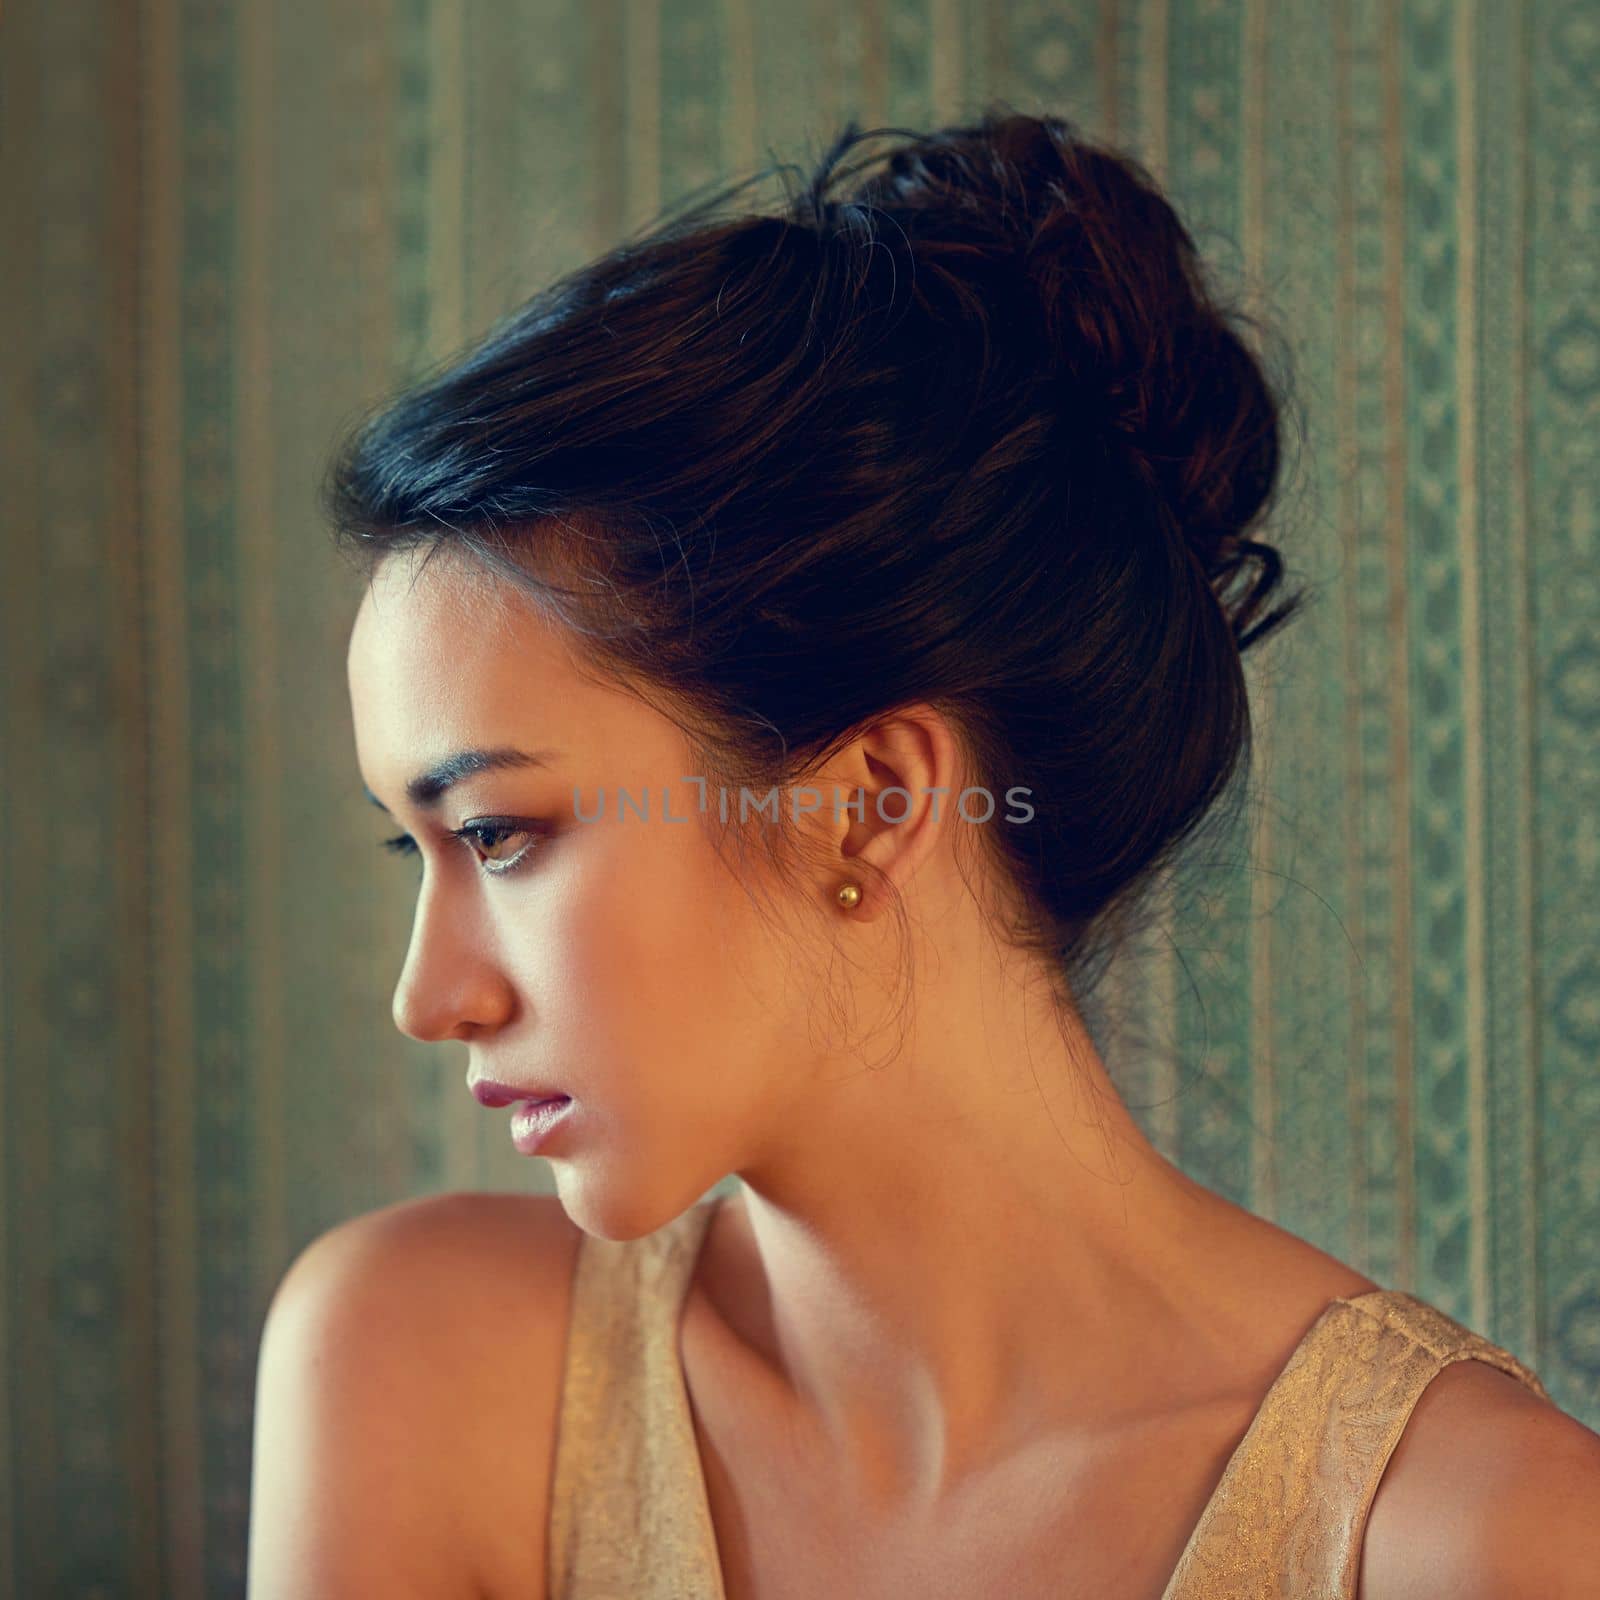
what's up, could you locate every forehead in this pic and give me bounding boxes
[346,549,581,766]
[350,545,547,676]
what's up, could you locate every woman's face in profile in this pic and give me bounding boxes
[345,547,828,1235]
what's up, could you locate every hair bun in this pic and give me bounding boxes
[800,108,1297,652]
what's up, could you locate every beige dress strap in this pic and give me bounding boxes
[547,1196,726,1600]
[1160,1288,1551,1599]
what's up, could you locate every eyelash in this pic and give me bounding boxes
[381,820,543,877]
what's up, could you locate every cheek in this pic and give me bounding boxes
[522,814,789,1073]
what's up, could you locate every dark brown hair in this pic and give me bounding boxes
[324,106,1308,1034]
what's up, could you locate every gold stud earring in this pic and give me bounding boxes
[835,881,862,910]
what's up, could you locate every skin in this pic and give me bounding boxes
[347,543,1390,1578]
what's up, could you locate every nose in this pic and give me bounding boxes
[390,880,516,1042]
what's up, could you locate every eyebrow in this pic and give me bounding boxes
[364,746,561,814]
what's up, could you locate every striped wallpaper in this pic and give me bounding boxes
[1,0,1595,1594]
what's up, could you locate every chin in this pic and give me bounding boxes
[549,1165,719,1244]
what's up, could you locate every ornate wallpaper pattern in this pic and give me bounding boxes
[0,1,1595,1594]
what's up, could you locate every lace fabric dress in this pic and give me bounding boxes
[546,1194,1551,1599]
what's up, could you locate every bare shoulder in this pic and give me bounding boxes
[362,1191,585,1600]
[1358,1357,1600,1599]
[249,1189,583,1600]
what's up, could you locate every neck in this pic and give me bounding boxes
[694,1005,1255,1511]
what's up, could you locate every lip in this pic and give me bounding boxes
[509,1095,574,1156]
[469,1076,567,1109]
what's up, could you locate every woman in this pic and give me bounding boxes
[248,111,1600,1597]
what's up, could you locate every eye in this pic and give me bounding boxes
[378,822,542,877]
[452,820,541,875]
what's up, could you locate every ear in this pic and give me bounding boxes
[805,705,967,924]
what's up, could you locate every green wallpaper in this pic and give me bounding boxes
[2,0,1596,1594]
